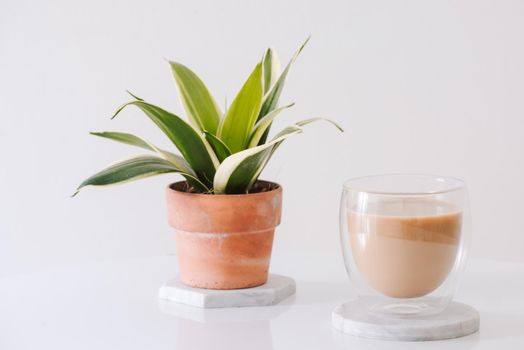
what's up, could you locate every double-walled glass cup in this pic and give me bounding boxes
[340,174,470,316]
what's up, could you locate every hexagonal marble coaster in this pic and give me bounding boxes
[332,301,480,341]
[158,274,296,308]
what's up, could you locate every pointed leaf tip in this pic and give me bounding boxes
[126,90,143,101]
[218,62,264,153]
[295,117,343,132]
[255,38,310,144]
[169,61,222,134]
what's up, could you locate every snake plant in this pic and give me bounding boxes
[74,38,342,195]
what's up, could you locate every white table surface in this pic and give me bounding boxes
[1,256,523,349]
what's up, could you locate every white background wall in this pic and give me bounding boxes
[1,0,523,277]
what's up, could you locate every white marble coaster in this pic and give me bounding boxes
[332,301,480,341]
[158,274,296,308]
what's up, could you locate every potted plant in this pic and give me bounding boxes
[74,39,342,289]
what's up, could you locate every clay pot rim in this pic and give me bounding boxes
[167,179,282,197]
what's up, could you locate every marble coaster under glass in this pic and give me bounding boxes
[159,274,295,308]
[332,300,480,341]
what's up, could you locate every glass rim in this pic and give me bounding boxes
[342,173,466,196]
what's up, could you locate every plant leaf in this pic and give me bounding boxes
[213,116,343,194]
[256,37,310,145]
[169,61,222,135]
[91,131,153,150]
[126,90,144,101]
[89,131,195,175]
[213,125,302,194]
[203,131,232,163]
[262,48,281,94]
[218,63,264,153]
[295,117,344,132]
[112,100,218,187]
[269,117,343,154]
[247,103,294,148]
[74,155,209,196]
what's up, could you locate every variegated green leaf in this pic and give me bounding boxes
[256,37,310,145]
[262,48,281,94]
[169,62,222,134]
[268,117,343,156]
[91,131,152,150]
[218,63,263,153]
[295,117,344,131]
[74,155,209,196]
[112,100,219,187]
[247,103,294,148]
[89,131,195,175]
[203,131,232,162]
[214,116,343,194]
[126,90,144,101]
[214,125,302,194]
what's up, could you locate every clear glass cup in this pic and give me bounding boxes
[339,174,471,316]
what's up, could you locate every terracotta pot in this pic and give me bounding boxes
[166,180,283,290]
